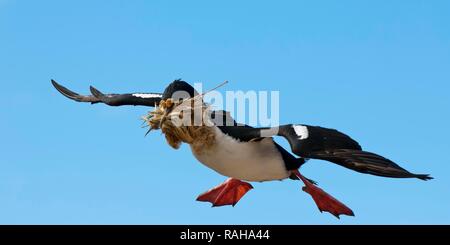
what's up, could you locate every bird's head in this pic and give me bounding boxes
[161,79,198,101]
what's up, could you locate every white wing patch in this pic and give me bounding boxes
[132,93,162,99]
[293,125,309,140]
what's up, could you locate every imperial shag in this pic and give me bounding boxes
[51,79,432,218]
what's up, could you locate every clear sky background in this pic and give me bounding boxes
[1,0,449,224]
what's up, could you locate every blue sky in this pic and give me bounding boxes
[1,0,449,224]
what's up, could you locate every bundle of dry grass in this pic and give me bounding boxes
[142,98,216,151]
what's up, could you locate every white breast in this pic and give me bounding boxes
[190,127,290,182]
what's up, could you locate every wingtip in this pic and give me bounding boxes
[51,79,74,96]
[418,174,433,181]
[89,86,104,98]
[51,80,100,103]
[50,79,60,88]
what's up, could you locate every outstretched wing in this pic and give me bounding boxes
[215,120,431,180]
[51,79,162,107]
[277,124,431,180]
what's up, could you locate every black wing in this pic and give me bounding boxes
[51,79,162,107]
[277,124,432,180]
[215,121,432,181]
[308,149,431,180]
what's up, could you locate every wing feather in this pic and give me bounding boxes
[51,80,162,107]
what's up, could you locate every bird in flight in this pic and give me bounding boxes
[51,79,432,218]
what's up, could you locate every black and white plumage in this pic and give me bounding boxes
[220,124,431,180]
[52,79,432,218]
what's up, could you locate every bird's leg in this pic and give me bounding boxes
[292,169,354,218]
[196,178,253,207]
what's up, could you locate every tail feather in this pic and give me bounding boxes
[309,149,433,181]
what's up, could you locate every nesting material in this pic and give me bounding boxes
[142,98,216,151]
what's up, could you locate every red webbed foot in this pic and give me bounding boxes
[196,178,253,207]
[292,169,354,218]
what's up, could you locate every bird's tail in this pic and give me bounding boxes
[309,149,433,181]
